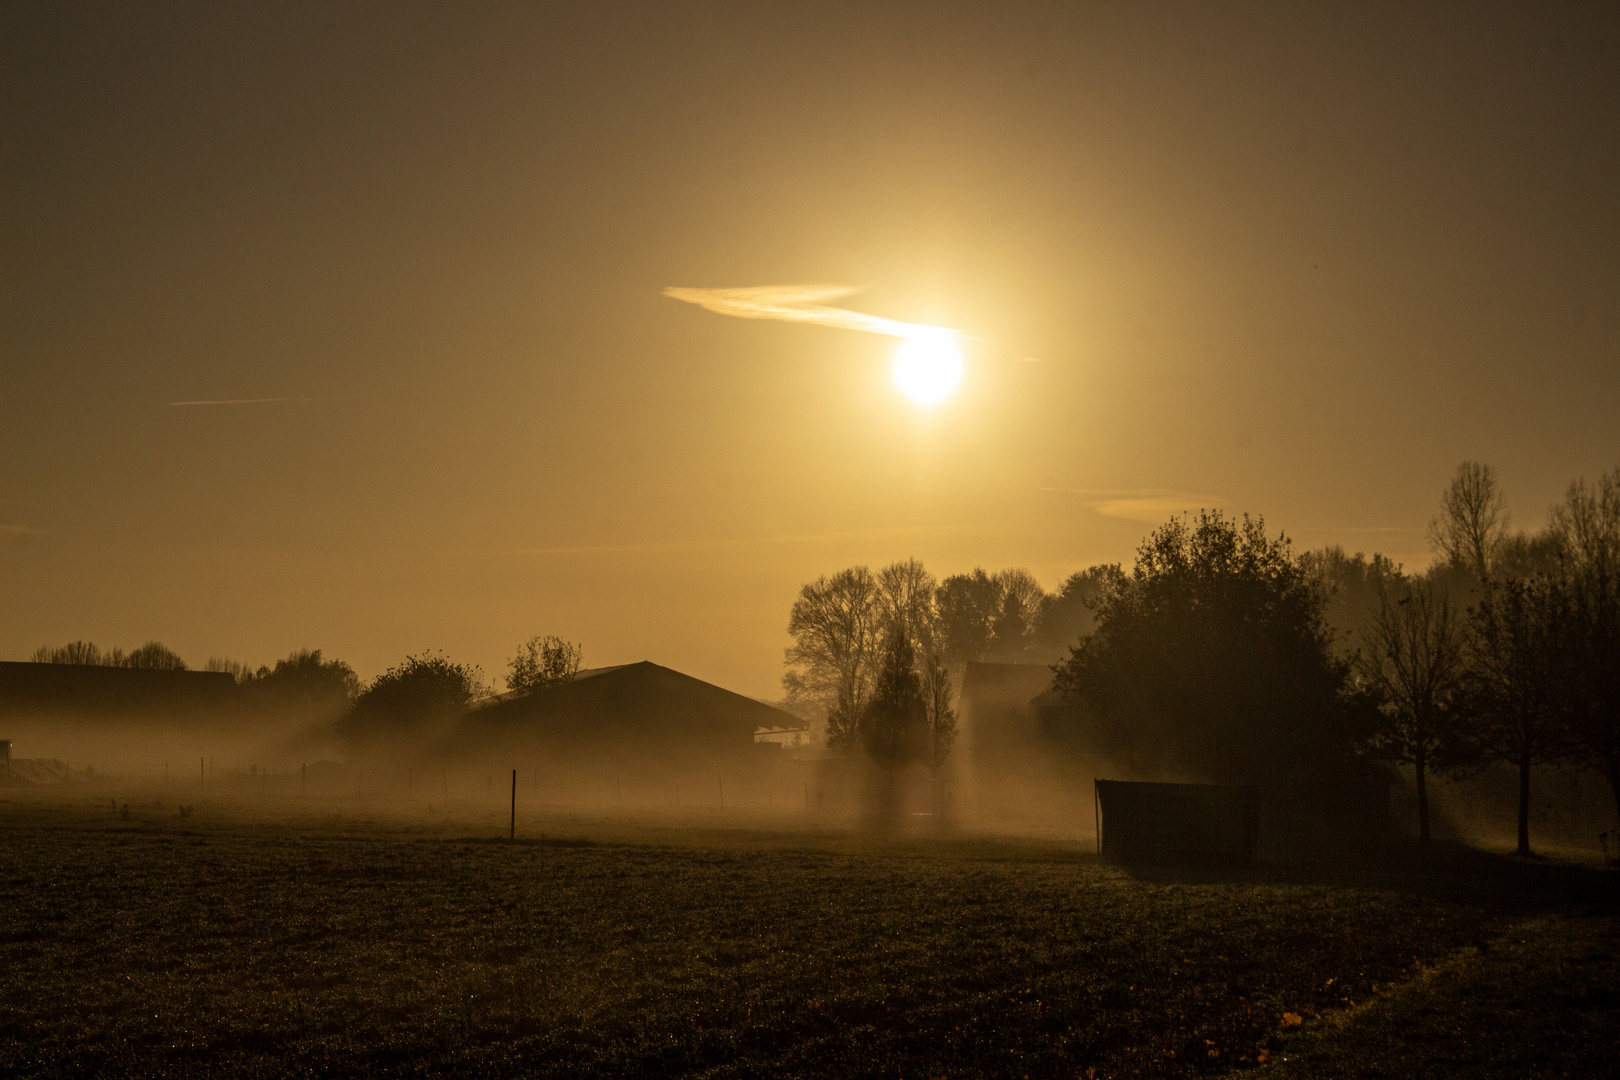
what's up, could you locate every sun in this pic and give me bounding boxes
[892,331,963,406]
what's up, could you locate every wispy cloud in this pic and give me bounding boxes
[1041,487,1229,524]
[162,397,319,407]
[664,284,958,340]
[490,523,973,558]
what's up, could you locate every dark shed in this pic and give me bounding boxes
[1094,779,1259,863]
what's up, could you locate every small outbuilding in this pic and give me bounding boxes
[1094,779,1259,863]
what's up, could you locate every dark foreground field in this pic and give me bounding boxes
[1,797,1616,1078]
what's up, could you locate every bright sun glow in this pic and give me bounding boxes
[892,332,964,406]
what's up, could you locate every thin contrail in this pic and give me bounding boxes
[663,284,959,340]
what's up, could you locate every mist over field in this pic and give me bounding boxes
[6,3,1620,1077]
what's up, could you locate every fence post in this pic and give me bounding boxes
[510,769,516,841]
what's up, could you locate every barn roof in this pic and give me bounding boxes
[0,661,238,718]
[458,661,800,752]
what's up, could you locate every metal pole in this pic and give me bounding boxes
[510,769,516,841]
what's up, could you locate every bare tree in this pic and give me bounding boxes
[1358,574,1468,845]
[30,640,185,668]
[1466,577,1570,856]
[120,642,187,670]
[1428,461,1510,580]
[31,641,103,665]
[507,635,583,694]
[1548,466,1620,578]
[877,558,935,641]
[784,566,881,751]
[1562,569,1620,829]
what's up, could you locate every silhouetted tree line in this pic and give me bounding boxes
[1347,462,1620,853]
[781,559,1131,776]
[31,640,188,670]
[337,634,581,747]
[786,461,1620,853]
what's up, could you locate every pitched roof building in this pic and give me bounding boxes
[455,661,802,765]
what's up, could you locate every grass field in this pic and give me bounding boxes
[1,793,1615,1078]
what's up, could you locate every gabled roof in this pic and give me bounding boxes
[0,661,238,717]
[460,661,800,749]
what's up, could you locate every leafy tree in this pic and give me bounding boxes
[1429,460,1510,581]
[1357,574,1469,845]
[784,566,881,751]
[859,623,929,771]
[932,567,1049,664]
[1465,576,1571,856]
[933,568,1001,666]
[246,649,360,720]
[988,569,1045,661]
[877,558,957,775]
[1054,511,1358,787]
[1299,546,1402,658]
[343,653,487,743]
[508,635,584,694]
[1030,565,1126,662]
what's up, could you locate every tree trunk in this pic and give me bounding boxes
[1415,746,1430,847]
[1517,759,1532,857]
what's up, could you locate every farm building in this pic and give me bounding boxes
[0,661,239,723]
[1094,779,1259,862]
[959,662,1055,750]
[957,661,1091,830]
[454,661,802,767]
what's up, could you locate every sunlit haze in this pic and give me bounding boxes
[4,9,1619,1074]
[3,4,1618,697]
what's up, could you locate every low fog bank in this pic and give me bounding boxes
[6,705,1618,862]
[0,702,1113,843]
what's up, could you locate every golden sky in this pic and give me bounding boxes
[3,4,1618,697]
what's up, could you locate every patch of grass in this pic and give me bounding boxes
[1246,912,1619,1078]
[0,802,1613,1078]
